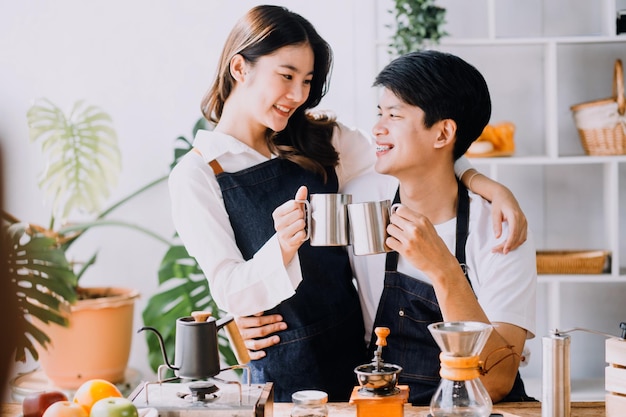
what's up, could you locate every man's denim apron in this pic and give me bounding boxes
[211,158,367,402]
[371,181,532,405]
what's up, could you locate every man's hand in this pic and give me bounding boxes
[235,313,287,360]
[386,205,460,280]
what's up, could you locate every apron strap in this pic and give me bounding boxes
[456,180,470,280]
[208,159,224,175]
[192,148,225,176]
[385,181,471,283]
[384,190,402,272]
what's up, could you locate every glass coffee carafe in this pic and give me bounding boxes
[428,321,493,417]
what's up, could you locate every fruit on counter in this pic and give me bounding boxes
[41,401,88,417]
[467,121,516,155]
[23,391,70,417]
[89,397,138,417]
[72,379,123,414]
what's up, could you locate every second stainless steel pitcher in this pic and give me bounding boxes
[348,200,397,256]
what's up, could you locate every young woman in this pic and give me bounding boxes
[169,5,527,402]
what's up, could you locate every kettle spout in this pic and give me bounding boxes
[138,326,178,371]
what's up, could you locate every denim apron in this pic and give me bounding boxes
[371,181,532,405]
[210,157,367,402]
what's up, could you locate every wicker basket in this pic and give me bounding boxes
[536,250,611,275]
[570,59,626,156]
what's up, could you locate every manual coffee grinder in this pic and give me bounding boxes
[349,327,409,417]
[428,321,493,417]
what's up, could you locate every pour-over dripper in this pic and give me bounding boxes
[428,321,493,417]
[429,321,493,357]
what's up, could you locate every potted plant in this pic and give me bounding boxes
[3,98,172,389]
[4,101,237,388]
[387,0,448,55]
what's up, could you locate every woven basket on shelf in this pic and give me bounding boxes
[536,250,611,275]
[570,59,626,156]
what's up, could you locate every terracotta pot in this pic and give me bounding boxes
[34,287,140,389]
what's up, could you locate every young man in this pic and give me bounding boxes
[344,50,537,405]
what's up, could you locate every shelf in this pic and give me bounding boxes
[538,274,626,284]
[467,155,626,165]
[440,35,626,46]
[375,36,626,51]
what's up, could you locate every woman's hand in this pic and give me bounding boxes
[272,186,309,265]
[461,170,528,254]
[235,313,287,360]
[489,185,528,254]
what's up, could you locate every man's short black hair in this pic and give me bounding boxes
[374,50,492,160]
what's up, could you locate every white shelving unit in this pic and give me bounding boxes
[375,0,626,401]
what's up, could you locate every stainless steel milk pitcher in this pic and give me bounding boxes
[298,193,352,246]
[347,200,399,256]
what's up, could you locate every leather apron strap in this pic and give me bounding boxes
[208,159,224,175]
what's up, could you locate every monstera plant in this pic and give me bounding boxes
[3,99,235,379]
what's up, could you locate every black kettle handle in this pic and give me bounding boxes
[215,315,234,330]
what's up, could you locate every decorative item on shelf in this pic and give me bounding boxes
[386,0,448,56]
[465,121,515,158]
[536,250,611,275]
[570,59,625,156]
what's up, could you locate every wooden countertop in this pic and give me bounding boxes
[277,401,604,417]
[0,401,606,417]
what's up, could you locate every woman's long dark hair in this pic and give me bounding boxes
[201,5,339,179]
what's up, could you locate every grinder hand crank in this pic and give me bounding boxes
[373,327,390,371]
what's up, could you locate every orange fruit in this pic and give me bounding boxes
[72,379,122,414]
[42,401,88,417]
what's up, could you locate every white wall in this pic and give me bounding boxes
[0,0,379,392]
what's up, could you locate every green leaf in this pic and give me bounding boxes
[15,320,53,362]
[26,98,121,221]
[4,221,77,362]
[387,0,447,55]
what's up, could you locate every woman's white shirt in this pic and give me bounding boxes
[168,123,375,316]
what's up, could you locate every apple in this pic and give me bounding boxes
[41,401,88,417]
[23,391,69,417]
[89,397,138,417]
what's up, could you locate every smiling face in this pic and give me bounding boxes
[373,87,449,180]
[238,43,314,134]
